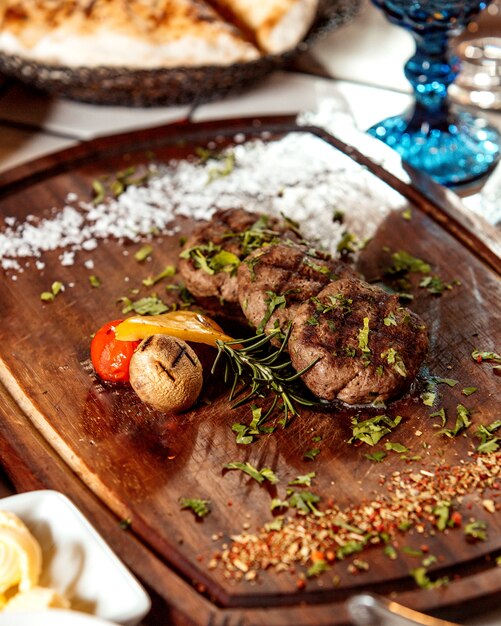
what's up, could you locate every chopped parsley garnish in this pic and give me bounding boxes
[40,281,64,302]
[287,490,323,517]
[433,501,452,531]
[474,420,501,454]
[270,499,288,512]
[207,152,235,183]
[402,208,412,220]
[365,451,387,463]
[464,520,488,541]
[419,275,457,295]
[386,251,431,275]
[383,312,397,327]
[430,408,447,427]
[349,414,403,446]
[472,349,501,364]
[332,209,345,224]
[358,317,371,361]
[142,265,176,287]
[381,348,407,377]
[303,448,321,461]
[257,291,287,333]
[119,518,132,530]
[223,461,279,485]
[119,295,169,315]
[336,231,360,255]
[437,404,472,438]
[134,244,153,262]
[411,567,449,590]
[307,560,329,578]
[231,406,275,445]
[384,442,409,453]
[433,377,459,387]
[89,275,101,288]
[420,391,436,407]
[462,386,477,396]
[288,472,316,487]
[180,242,240,276]
[179,497,211,518]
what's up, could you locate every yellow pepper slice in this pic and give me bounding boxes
[115,310,234,348]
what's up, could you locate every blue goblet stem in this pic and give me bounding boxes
[405,34,458,116]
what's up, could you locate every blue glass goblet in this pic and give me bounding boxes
[368,0,500,186]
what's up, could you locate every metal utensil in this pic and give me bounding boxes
[347,593,460,626]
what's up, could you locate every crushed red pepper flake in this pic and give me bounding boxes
[213,453,501,582]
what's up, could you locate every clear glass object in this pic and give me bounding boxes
[368,0,501,187]
[450,0,501,109]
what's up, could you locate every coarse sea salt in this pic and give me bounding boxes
[0,133,406,274]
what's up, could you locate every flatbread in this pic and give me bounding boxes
[0,0,260,67]
[206,0,319,54]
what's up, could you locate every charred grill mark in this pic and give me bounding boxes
[140,336,154,352]
[171,342,197,369]
[156,360,175,382]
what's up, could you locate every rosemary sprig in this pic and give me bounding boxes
[212,325,318,426]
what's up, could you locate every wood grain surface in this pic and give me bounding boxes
[0,117,500,624]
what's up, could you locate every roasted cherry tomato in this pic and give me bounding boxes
[90,320,140,383]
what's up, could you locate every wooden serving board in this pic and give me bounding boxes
[0,117,500,625]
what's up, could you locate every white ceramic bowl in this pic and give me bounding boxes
[0,490,151,625]
[0,609,119,626]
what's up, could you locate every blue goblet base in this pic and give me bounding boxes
[368,110,500,187]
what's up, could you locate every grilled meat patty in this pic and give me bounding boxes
[288,278,428,405]
[178,208,300,304]
[237,241,359,335]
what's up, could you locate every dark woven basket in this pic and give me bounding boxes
[0,0,359,107]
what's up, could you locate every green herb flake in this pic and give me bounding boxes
[384,545,398,560]
[387,251,431,275]
[40,281,64,302]
[289,472,316,487]
[92,179,106,204]
[287,490,323,517]
[179,497,211,518]
[462,387,478,396]
[349,414,403,447]
[384,442,409,454]
[224,461,279,485]
[381,348,407,377]
[257,291,287,333]
[358,317,371,358]
[365,450,387,463]
[472,349,501,364]
[89,275,101,288]
[420,391,436,407]
[119,518,132,530]
[411,567,449,590]
[383,313,397,327]
[437,404,472,438]
[207,152,236,183]
[402,546,424,557]
[402,208,412,221]
[134,244,153,262]
[307,560,329,578]
[474,420,501,454]
[433,377,459,387]
[303,448,321,461]
[430,408,447,427]
[332,210,345,224]
[419,275,456,295]
[464,519,488,541]
[433,501,452,531]
[270,498,288,512]
[119,295,168,316]
[265,517,284,532]
[142,265,176,287]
